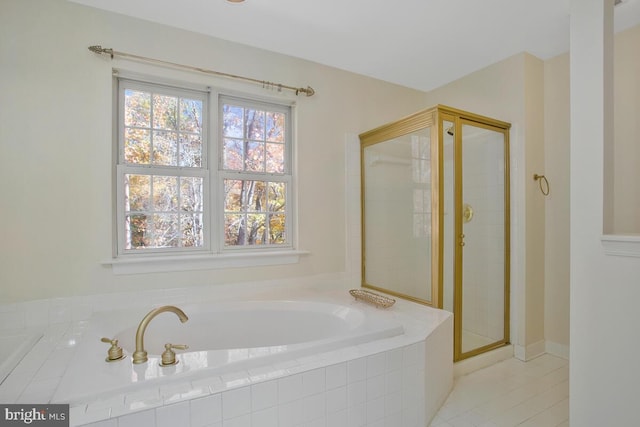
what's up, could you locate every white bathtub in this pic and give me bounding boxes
[52,299,404,404]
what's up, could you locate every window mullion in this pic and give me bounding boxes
[149,91,155,166]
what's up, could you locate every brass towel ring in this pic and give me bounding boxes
[533,174,550,196]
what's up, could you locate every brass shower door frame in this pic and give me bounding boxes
[449,111,511,362]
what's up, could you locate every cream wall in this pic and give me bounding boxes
[424,53,546,358]
[522,55,546,357]
[0,0,426,303]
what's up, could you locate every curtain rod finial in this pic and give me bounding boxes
[88,45,114,59]
[296,86,314,96]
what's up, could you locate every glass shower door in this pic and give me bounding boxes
[457,120,510,357]
[362,129,433,303]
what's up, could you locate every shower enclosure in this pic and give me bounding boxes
[360,105,510,361]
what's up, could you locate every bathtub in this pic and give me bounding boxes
[52,299,404,405]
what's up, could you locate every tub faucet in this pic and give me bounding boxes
[132,305,189,364]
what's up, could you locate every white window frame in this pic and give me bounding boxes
[107,75,305,274]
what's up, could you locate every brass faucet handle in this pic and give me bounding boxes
[100,337,125,362]
[160,343,189,366]
[169,344,189,350]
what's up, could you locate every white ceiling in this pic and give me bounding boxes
[70,0,640,92]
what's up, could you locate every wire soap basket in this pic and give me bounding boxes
[349,289,396,309]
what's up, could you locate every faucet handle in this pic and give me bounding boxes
[101,337,125,362]
[160,343,189,366]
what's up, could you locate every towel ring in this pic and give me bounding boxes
[533,174,550,196]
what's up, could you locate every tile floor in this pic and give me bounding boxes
[430,354,569,427]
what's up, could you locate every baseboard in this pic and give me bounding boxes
[514,340,546,361]
[454,344,514,378]
[514,340,569,361]
[545,341,570,360]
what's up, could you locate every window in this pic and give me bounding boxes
[116,79,293,258]
[220,96,291,249]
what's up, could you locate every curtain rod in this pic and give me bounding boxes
[88,45,315,97]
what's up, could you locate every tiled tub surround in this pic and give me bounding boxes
[0,280,453,426]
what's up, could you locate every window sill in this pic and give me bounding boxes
[601,234,640,258]
[102,250,310,275]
